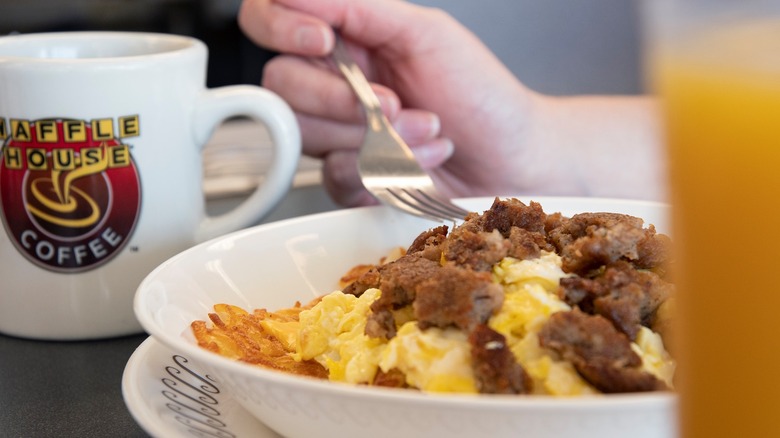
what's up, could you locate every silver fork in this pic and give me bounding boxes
[329,33,469,222]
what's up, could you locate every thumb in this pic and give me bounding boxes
[242,0,438,53]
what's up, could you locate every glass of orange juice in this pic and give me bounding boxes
[644,1,780,437]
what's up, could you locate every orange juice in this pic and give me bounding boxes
[655,19,780,437]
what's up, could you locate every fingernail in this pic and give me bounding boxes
[295,25,328,53]
[377,94,400,118]
[393,113,440,142]
[411,138,455,169]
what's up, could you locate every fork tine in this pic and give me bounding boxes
[412,189,470,219]
[373,189,446,222]
[386,187,466,222]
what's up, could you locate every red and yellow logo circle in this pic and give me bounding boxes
[0,117,142,272]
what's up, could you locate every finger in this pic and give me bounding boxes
[238,0,333,55]
[321,149,378,207]
[296,107,445,159]
[391,109,440,145]
[262,55,400,124]
[389,110,455,167]
[319,138,453,207]
[268,0,437,48]
[408,138,455,170]
[295,113,364,158]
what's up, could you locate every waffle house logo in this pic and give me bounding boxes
[0,117,141,272]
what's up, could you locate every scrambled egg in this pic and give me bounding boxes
[489,253,598,395]
[381,322,476,393]
[296,288,385,384]
[295,251,675,394]
[634,326,676,387]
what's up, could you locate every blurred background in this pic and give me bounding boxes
[0,0,645,95]
[0,0,271,88]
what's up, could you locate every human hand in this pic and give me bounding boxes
[239,0,666,206]
[239,0,543,206]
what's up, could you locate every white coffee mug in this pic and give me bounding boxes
[0,32,301,340]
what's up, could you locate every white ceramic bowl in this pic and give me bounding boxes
[134,196,678,438]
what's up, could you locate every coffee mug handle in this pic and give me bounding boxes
[191,85,301,242]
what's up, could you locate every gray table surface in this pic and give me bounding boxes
[0,332,149,437]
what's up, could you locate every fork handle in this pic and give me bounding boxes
[330,32,386,131]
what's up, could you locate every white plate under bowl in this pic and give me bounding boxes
[133,196,677,438]
[122,336,279,437]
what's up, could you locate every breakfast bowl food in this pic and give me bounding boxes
[133,196,678,438]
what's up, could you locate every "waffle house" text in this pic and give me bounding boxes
[0,116,139,171]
